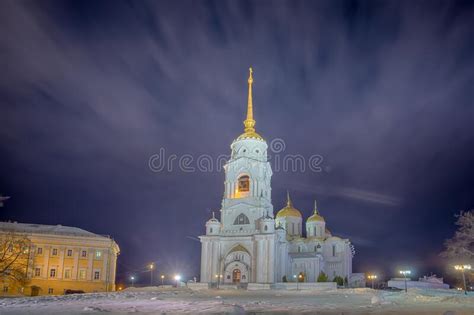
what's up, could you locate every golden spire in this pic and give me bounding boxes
[236,67,263,141]
[286,190,293,207]
[243,67,256,133]
[313,200,319,214]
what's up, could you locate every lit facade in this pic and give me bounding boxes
[199,69,354,285]
[0,222,119,296]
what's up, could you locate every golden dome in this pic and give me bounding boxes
[307,200,325,222]
[276,192,302,219]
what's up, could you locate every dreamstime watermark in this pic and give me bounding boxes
[148,138,324,173]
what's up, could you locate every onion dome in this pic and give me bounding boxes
[236,68,264,141]
[307,200,325,222]
[276,192,302,219]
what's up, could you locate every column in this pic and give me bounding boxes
[72,248,79,280]
[57,247,65,279]
[102,250,109,281]
[87,248,94,280]
[42,246,50,278]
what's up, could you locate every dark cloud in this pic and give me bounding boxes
[1,0,473,282]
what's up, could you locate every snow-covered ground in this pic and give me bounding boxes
[1,287,473,314]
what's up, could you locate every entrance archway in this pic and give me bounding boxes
[232,269,241,283]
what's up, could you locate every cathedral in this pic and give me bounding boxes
[199,69,354,285]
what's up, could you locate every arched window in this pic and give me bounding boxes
[234,213,250,225]
[264,225,268,231]
[209,228,213,233]
[237,175,250,192]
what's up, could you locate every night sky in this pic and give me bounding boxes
[1,0,474,284]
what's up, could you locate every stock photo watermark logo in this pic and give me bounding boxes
[148,138,324,173]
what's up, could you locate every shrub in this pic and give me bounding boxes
[317,271,328,282]
[333,276,344,286]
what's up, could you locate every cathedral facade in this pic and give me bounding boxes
[199,69,354,284]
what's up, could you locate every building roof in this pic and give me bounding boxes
[0,221,110,239]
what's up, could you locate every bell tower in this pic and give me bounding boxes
[220,68,274,233]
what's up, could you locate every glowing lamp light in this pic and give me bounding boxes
[174,275,181,281]
[161,275,165,279]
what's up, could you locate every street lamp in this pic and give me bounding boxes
[130,276,135,287]
[454,264,471,295]
[174,274,181,287]
[149,263,154,286]
[160,275,165,286]
[399,270,411,293]
[367,275,377,289]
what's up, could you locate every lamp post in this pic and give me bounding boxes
[367,275,377,289]
[130,276,135,287]
[454,265,471,295]
[149,263,154,286]
[174,275,181,287]
[399,270,411,293]
[160,275,165,286]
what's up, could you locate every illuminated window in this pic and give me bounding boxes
[234,213,250,225]
[79,269,86,280]
[64,269,71,279]
[237,175,250,192]
[95,250,102,259]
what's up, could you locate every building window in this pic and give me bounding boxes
[95,251,102,259]
[209,227,213,233]
[332,244,336,257]
[298,246,301,253]
[50,269,56,278]
[94,271,100,280]
[37,247,43,255]
[237,175,250,192]
[81,250,87,257]
[52,248,58,256]
[3,286,8,293]
[79,269,86,280]
[264,225,268,231]
[67,249,73,257]
[233,213,250,225]
[64,269,71,279]
[34,267,41,277]
[48,288,53,294]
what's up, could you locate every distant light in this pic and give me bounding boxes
[454,264,471,271]
[130,276,135,280]
[399,270,411,275]
[161,275,165,279]
[150,264,154,270]
[174,275,181,281]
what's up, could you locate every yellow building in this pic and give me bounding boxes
[0,221,119,296]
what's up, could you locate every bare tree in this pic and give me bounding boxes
[441,210,474,260]
[0,232,32,286]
